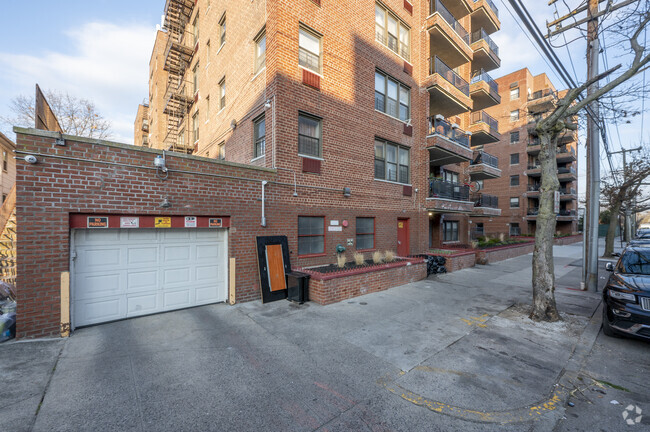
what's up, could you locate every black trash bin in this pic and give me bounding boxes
[286,271,310,304]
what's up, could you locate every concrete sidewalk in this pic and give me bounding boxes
[0,242,614,431]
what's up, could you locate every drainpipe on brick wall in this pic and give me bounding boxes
[261,180,268,227]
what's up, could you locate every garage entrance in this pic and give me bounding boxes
[72,228,228,327]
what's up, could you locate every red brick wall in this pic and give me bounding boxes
[307,261,426,305]
[475,242,535,264]
[15,129,429,338]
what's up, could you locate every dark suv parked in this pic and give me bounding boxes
[602,246,650,340]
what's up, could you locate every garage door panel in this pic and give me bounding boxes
[163,245,191,262]
[196,244,222,260]
[127,247,158,265]
[77,297,123,325]
[126,293,158,316]
[127,230,158,241]
[73,228,227,327]
[163,289,191,309]
[76,273,123,300]
[126,270,158,293]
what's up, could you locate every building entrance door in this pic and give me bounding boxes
[397,218,409,256]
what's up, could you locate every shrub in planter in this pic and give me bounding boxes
[336,254,346,268]
[353,253,365,266]
[385,250,396,262]
[372,251,384,264]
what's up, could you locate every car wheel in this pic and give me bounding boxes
[601,306,619,337]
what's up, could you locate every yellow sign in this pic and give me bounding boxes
[398,222,404,229]
[155,217,171,228]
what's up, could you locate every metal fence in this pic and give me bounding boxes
[428,116,471,147]
[430,0,470,45]
[429,56,470,95]
[429,178,470,201]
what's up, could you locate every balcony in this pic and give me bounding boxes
[471,0,500,34]
[427,178,474,213]
[528,89,557,114]
[527,183,540,198]
[469,110,499,145]
[437,0,473,18]
[558,128,578,144]
[557,145,577,162]
[469,150,500,180]
[427,115,473,166]
[427,0,473,69]
[560,187,577,201]
[557,209,578,220]
[426,57,472,117]
[526,163,541,177]
[557,166,577,181]
[470,69,500,110]
[163,78,194,117]
[471,193,501,216]
[470,28,500,72]
[526,137,541,154]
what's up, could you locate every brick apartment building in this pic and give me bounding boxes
[12,0,509,338]
[138,0,503,249]
[468,68,579,238]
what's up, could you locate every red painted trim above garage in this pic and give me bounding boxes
[69,214,231,229]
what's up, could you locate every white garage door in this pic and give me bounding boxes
[72,228,228,327]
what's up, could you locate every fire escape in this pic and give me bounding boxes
[162,0,196,153]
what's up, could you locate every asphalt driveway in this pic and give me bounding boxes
[1,243,619,431]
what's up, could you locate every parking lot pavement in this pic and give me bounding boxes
[6,241,646,431]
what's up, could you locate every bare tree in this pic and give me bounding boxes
[531,5,650,321]
[2,89,111,139]
[601,155,650,257]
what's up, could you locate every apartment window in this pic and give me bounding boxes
[509,223,520,237]
[217,141,225,160]
[510,131,520,143]
[510,153,519,165]
[510,110,519,122]
[2,151,6,172]
[192,111,199,143]
[443,171,459,184]
[255,30,266,73]
[443,221,459,242]
[193,63,199,94]
[254,115,266,158]
[375,70,410,121]
[298,113,322,158]
[219,14,226,46]
[206,40,210,64]
[510,175,519,186]
[298,216,325,255]
[193,15,199,45]
[219,78,226,109]
[356,217,375,250]
[1,194,6,204]
[299,27,321,74]
[375,3,410,61]
[205,96,210,122]
[375,139,410,184]
[510,87,520,100]
[510,197,520,208]
[178,128,185,148]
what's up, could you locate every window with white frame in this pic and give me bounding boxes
[374,138,410,184]
[510,197,520,208]
[510,109,519,122]
[375,3,410,61]
[219,78,225,109]
[299,27,321,74]
[193,63,199,94]
[219,13,226,46]
[193,15,199,45]
[510,87,519,100]
[217,141,225,160]
[255,30,266,73]
[510,131,519,143]
[375,70,410,121]
[192,112,199,143]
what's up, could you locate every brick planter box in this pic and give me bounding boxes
[554,234,582,245]
[475,242,535,265]
[299,258,427,305]
[427,250,476,272]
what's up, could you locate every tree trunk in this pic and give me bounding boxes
[530,132,561,322]
[603,203,621,257]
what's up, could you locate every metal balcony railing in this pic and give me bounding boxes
[528,208,539,216]
[557,166,577,175]
[470,69,500,100]
[429,178,470,201]
[429,0,470,45]
[558,209,577,216]
[527,163,540,170]
[527,137,540,147]
[473,193,499,208]
[471,150,498,168]
[560,187,577,195]
[429,56,470,96]
[528,184,541,192]
[558,146,576,156]
[470,110,499,134]
[474,0,499,18]
[428,116,471,147]
[470,28,499,58]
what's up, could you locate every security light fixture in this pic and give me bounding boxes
[343,187,351,198]
[264,99,272,109]
[160,197,171,208]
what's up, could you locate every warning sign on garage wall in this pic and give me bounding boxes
[184,216,197,228]
[155,217,171,228]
